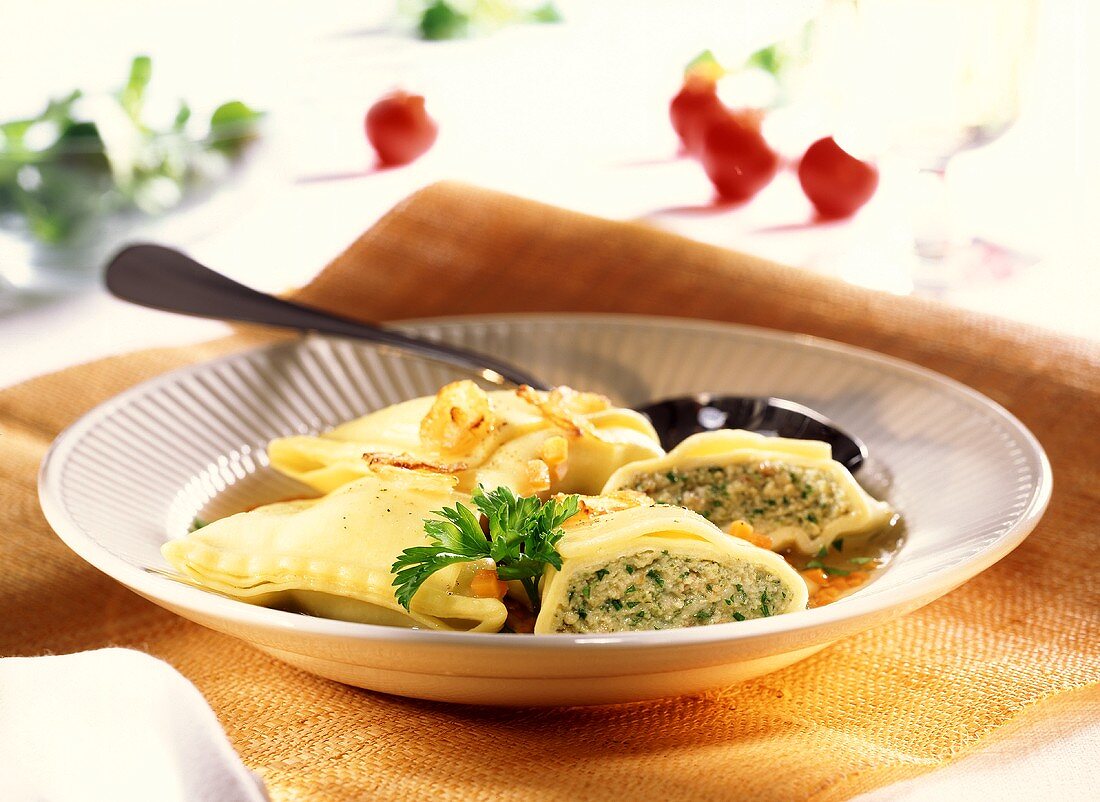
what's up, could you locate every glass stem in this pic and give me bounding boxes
[910,165,963,298]
[912,166,954,261]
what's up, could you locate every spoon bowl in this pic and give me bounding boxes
[636,394,866,472]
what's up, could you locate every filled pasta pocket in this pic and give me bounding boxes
[602,429,893,554]
[162,468,508,632]
[535,501,808,634]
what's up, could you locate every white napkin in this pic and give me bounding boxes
[855,683,1100,802]
[0,649,268,802]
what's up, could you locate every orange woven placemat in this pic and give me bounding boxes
[2,183,1098,801]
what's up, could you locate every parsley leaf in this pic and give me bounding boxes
[391,486,578,611]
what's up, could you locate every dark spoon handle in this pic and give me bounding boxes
[105,243,549,390]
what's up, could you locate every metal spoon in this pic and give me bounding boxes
[105,244,866,472]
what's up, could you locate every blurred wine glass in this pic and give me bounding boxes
[812,0,1039,293]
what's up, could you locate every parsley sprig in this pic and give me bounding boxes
[391,486,579,612]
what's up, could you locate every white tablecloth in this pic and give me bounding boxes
[0,650,267,802]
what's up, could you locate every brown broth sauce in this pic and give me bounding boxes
[781,513,905,607]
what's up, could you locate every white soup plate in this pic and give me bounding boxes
[39,315,1051,706]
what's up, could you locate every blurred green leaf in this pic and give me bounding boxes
[11,162,113,243]
[172,101,191,131]
[119,55,152,123]
[209,100,261,130]
[58,120,101,146]
[208,100,263,154]
[528,3,562,23]
[55,121,108,172]
[419,0,469,40]
[415,0,562,40]
[742,20,815,87]
[0,119,35,154]
[745,45,782,77]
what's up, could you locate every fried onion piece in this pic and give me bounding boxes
[363,451,469,475]
[516,385,612,439]
[419,380,496,455]
[565,490,654,524]
[360,461,460,491]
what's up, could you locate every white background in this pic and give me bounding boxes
[2,0,1098,388]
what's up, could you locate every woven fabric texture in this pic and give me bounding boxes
[2,182,1098,802]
